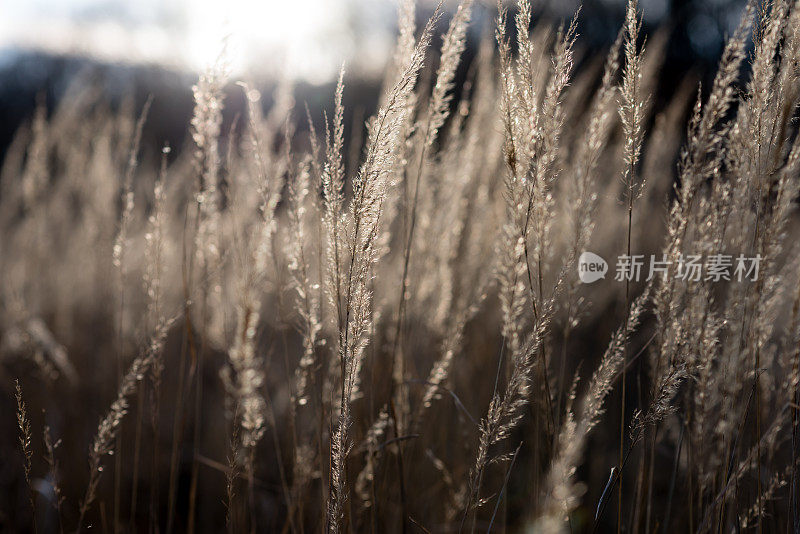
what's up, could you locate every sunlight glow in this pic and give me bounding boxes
[183,0,340,81]
[0,0,394,83]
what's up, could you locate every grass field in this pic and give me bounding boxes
[2,0,800,531]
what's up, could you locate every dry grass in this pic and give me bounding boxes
[1,0,800,532]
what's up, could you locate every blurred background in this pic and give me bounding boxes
[0,0,749,164]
